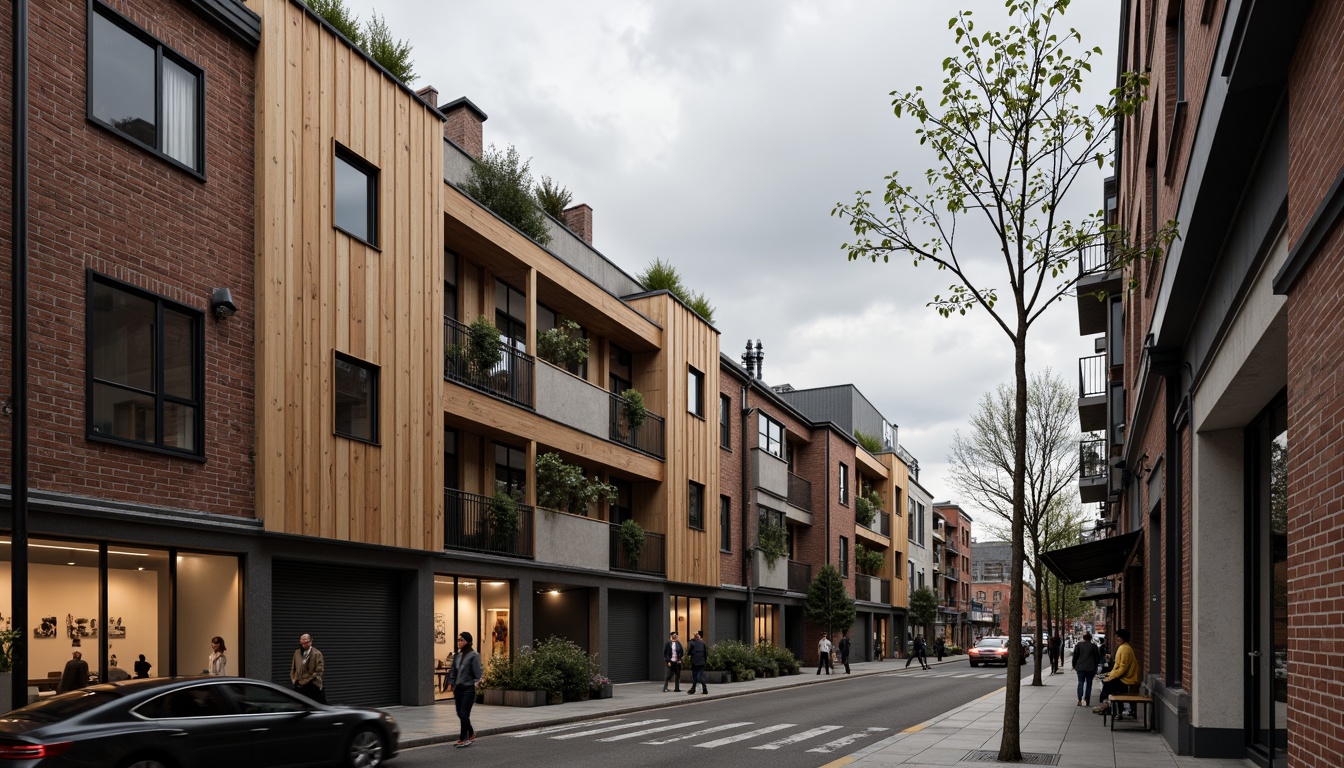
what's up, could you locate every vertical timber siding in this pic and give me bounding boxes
[250,0,444,548]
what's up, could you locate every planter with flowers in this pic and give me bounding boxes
[590,673,613,699]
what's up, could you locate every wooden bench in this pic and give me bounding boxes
[1103,694,1153,731]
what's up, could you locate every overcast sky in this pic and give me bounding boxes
[355,0,1121,537]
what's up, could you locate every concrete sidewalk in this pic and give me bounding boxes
[383,661,1254,767]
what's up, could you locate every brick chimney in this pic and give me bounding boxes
[414,84,439,109]
[561,203,593,244]
[440,96,488,159]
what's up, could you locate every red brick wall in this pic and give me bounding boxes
[0,0,255,518]
[1285,3,1344,766]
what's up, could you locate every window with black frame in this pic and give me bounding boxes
[88,274,203,455]
[334,353,379,443]
[719,395,731,448]
[688,366,704,417]
[334,145,379,245]
[688,481,705,530]
[719,496,732,552]
[758,414,784,458]
[88,2,203,173]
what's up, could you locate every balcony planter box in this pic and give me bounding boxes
[501,689,547,708]
[482,689,504,706]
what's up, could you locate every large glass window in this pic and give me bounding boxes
[670,595,703,641]
[838,463,849,505]
[175,552,241,676]
[609,344,632,394]
[334,353,379,443]
[88,274,203,456]
[839,536,849,577]
[444,251,458,322]
[719,395,731,448]
[89,2,203,172]
[719,496,732,553]
[609,478,633,525]
[687,367,704,417]
[433,575,510,701]
[494,442,527,499]
[334,145,379,245]
[494,280,527,353]
[758,414,784,458]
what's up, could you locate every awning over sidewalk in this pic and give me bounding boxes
[1040,530,1142,584]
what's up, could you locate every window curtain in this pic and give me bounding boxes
[161,58,197,167]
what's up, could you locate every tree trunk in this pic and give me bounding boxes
[997,325,1029,762]
[1032,563,1045,685]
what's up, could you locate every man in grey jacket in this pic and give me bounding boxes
[450,632,483,747]
[1071,632,1102,707]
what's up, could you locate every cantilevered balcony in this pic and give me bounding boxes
[787,560,811,593]
[858,510,890,537]
[1078,353,1107,432]
[856,574,891,604]
[1076,242,1121,335]
[444,489,534,559]
[444,318,534,408]
[607,392,666,459]
[609,524,666,576]
[787,472,813,513]
[1079,437,1108,503]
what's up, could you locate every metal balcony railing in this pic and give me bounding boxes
[944,539,960,557]
[444,488,534,559]
[1076,241,1114,275]
[444,317,534,407]
[787,560,811,593]
[944,566,959,582]
[1079,353,1106,398]
[607,392,666,459]
[855,575,891,603]
[609,524,666,576]
[787,472,813,512]
[858,509,889,537]
[1080,438,1107,479]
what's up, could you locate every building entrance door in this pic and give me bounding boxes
[1247,398,1287,768]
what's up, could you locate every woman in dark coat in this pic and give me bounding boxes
[450,632,483,747]
[1071,632,1102,707]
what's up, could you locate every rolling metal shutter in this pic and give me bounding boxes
[607,591,650,683]
[272,561,400,707]
[715,600,742,644]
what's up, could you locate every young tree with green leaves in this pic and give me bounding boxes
[803,565,856,642]
[831,2,1165,758]
[908,586,939,639]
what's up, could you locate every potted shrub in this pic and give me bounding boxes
[536,319,589,371]
[466,315,504,378]
[854,489,880,527]
[480,648,549,707]
[535,452,617,517]
[620,388,647,434]
[619,519,645,569]
[758,518,788,568]
[0,619,18,713]
[487,491,520,550]
[589,672,613,699]
[532,636,596,703]
[855,543,885,576]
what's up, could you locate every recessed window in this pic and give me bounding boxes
[88,2,203,173]
[759,414,784,458]
[688,366,704,417]
[334,352,378,443]
[334,145,379,245]
[88,273,203,456]
[719,394,731,448]
[839,536,849,577]
[838,462,849,505]
[719,495,732,552]
[688,481,705,530]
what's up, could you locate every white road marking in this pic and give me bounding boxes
[752,725,843,750]
[552,719,668,739]
[953,673,977,678]
[695,723,795,748]
[508,719,625,737]
[598,720,707,742]
[643,722,754,745]
[807,727,891,754]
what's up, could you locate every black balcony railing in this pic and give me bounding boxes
[444,317,535,408]
[944,566,959,582]
[607,392,666,459]
[787,472,813,512]
[444,488,534,559]
[1076,241,1114,275]
[1080,438,1106,479]
[1079,353,1106,398]
[856,575,891,603]
[609,524,666,576]
[787,560,811,593]
[944,539,960,557]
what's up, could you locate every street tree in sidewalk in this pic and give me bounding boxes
[908,586,939,643]
[832,1,1164,758]
[803,565,856,644]
[947,370,1083,686]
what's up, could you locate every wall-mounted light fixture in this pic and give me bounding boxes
[210,287,237,320]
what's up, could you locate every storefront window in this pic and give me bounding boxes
[670,595,703,641]
[434,575,511,701]
[175,552,240,676]
[753,603,778,646]
[108,547,170,680]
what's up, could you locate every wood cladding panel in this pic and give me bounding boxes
[251,0,443,550]
[628,294,720,587]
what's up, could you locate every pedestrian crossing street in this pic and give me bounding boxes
[508,717,893,753]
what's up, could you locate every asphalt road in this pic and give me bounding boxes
[391,658,1034,768]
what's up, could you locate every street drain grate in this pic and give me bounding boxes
[961,749,1060,765]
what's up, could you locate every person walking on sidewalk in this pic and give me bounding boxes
[662,631,684,692]
[1093,628,1140,716]
[289,634,326,704]
[449,632,482,747]
[1071,631,1101,706]
[687,630,709,694]
[1048,633,1063,674]
[816,633,833,675]
[838,630,852,674]
[933,636,946,662]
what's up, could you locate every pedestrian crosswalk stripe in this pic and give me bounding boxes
[953,673,977,678]
[695,723,795,748]
[509,719,625,738]
[599,720,707,742]
[807,727,890,754]
[643,722,754,745]
[752,725,842,750]
[977,674,997,678]
[552,719,668,739]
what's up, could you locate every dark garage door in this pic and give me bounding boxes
[272,561,400,706]
[607,591,650,683]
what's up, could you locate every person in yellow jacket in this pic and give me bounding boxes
[1093,628,1140,715]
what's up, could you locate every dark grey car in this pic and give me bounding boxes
[0,677,398,768]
